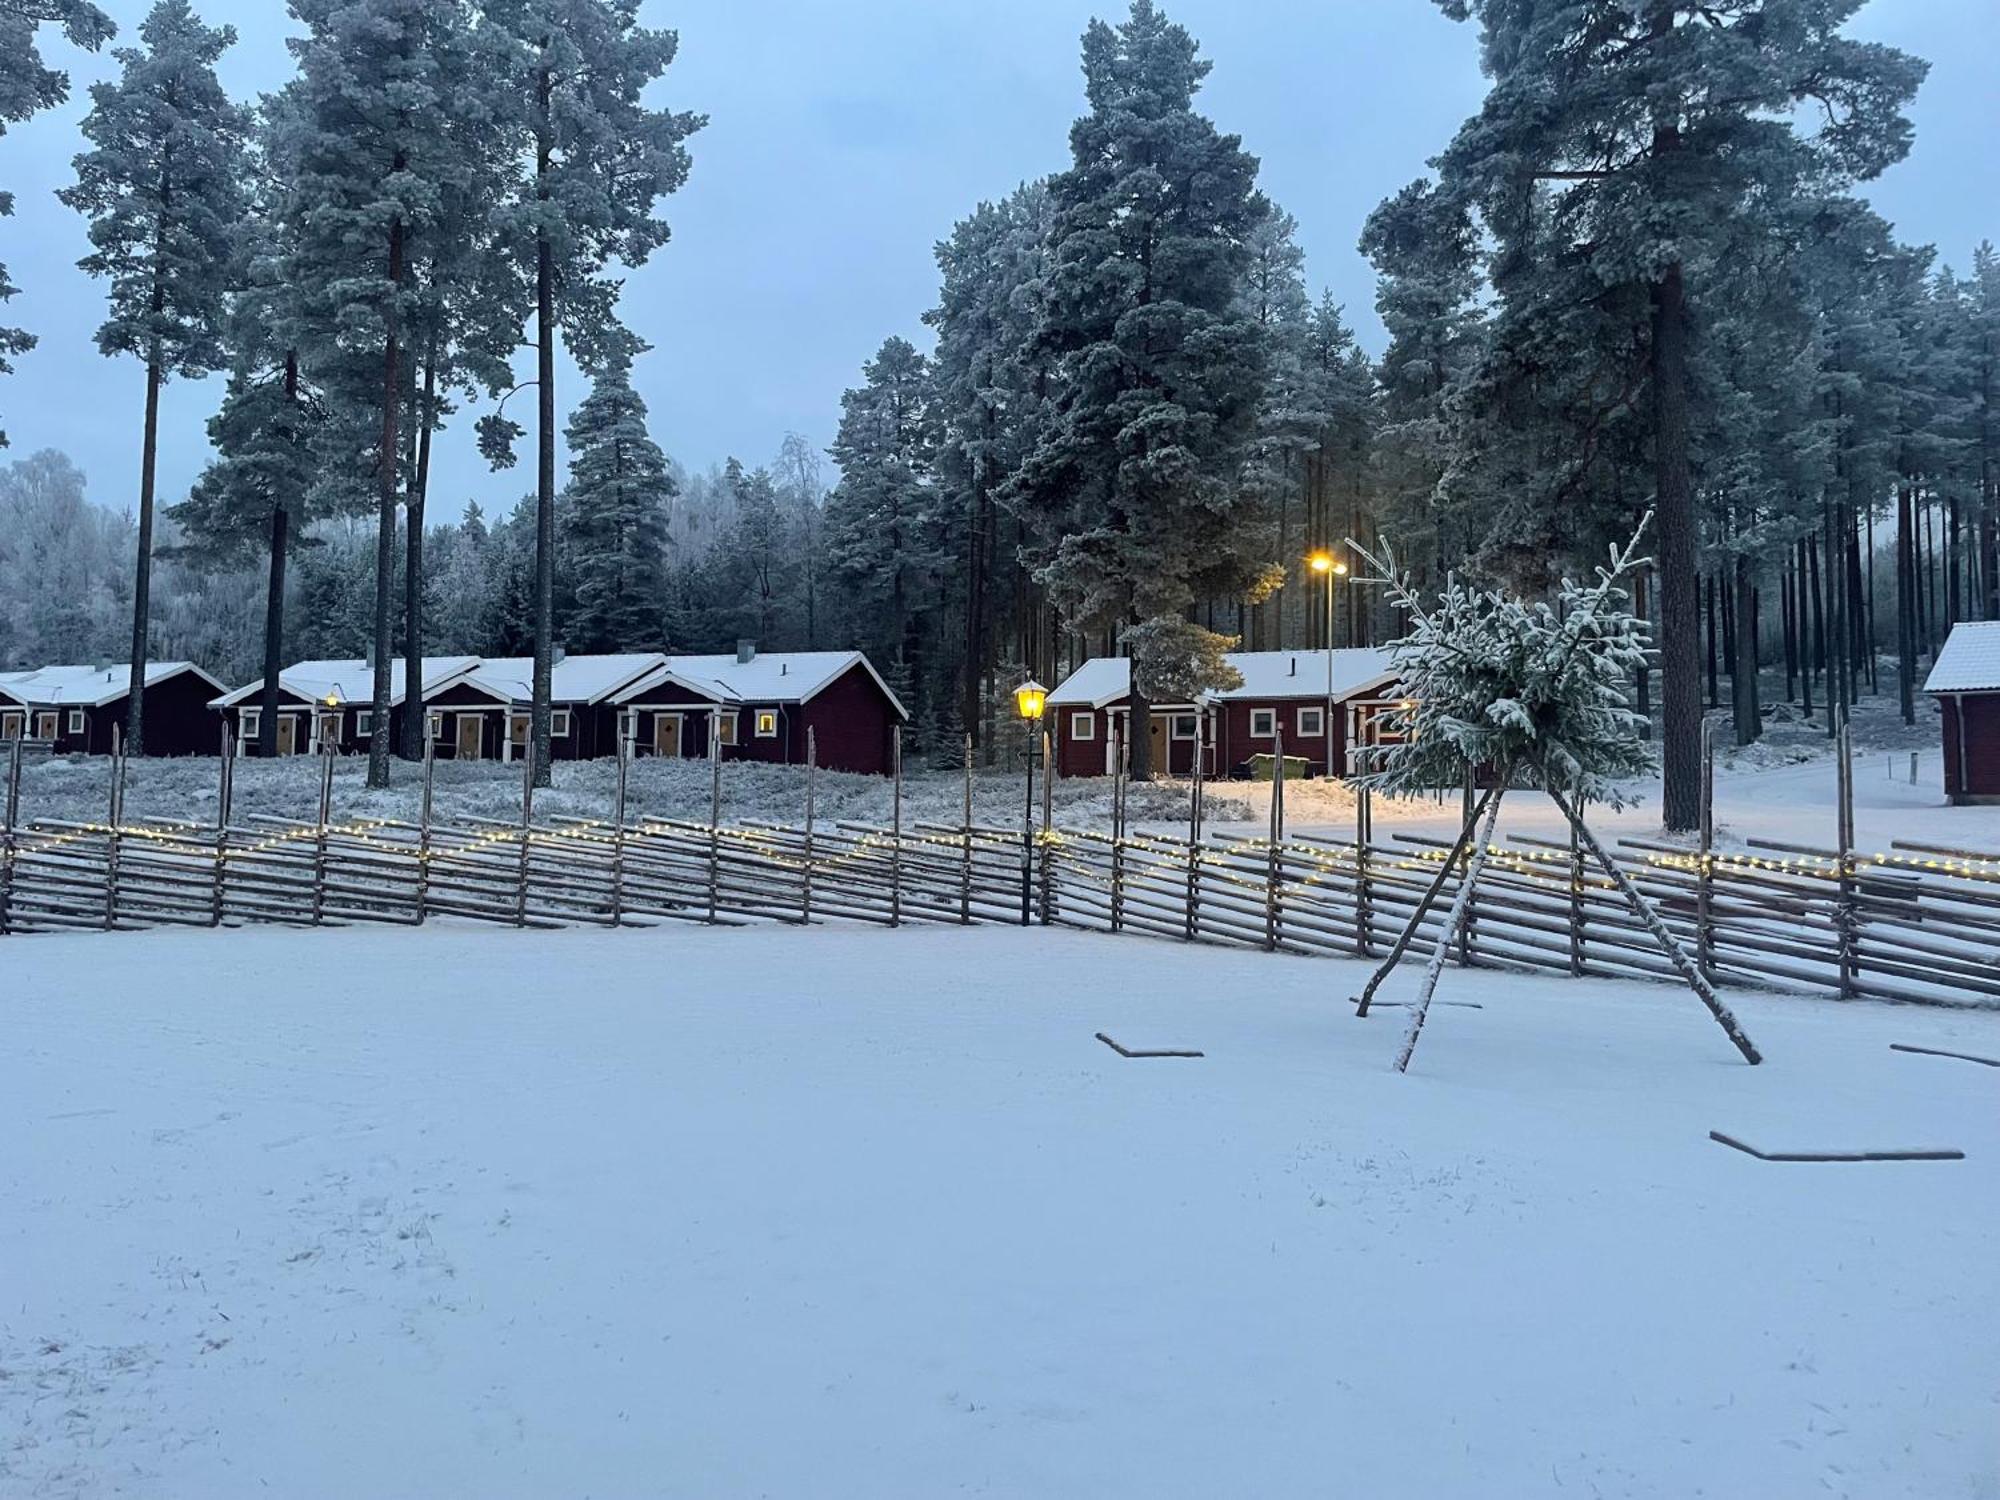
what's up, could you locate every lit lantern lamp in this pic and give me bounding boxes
[1015,679,1048,924]
[1306,553,1348,777]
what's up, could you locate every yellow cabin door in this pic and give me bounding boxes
[276,715,299,755]
[456,714,485,760]
[1148,715,1167,769]
[653,714,681,758]
[1,710,21,741]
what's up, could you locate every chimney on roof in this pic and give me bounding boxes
[1289,656,1296,676]
[554,642,566,666]
[736,639,757,665]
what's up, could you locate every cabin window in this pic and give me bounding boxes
[354,709,373,736]
[1,711,22,740]
[1297,706,1325,737]
[240,707,262,739]
[552,709,573,738]
[754,709,779,739]
[427,712,444,740]
[34,711,58,740]
[1249,708,1277,739]
[1070,712,1095,740]
[1170,714,1199,741]
[509,713,529,745]
[67,709,86,734]
[715,712,738,746]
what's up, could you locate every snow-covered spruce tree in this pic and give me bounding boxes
[1350,516,1760,1072]
[58,0,247,751]
[0,0,114,449]
[480,0,700,785]
[563,337,673,653]
[1007,0,1268,779]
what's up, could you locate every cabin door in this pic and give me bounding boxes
[275,714,300,756]
[1,710,21,741]
[653,714,681,758]
[1148,714,1167,770]
[455,714,484,760]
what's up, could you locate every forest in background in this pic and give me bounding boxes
[1,0,1994,826]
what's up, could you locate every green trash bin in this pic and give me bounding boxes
[1248,753,1309,782]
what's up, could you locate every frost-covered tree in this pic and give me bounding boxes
[1009,0,1270,778]
[57,0,246,750]
[1349,517,1760,1074]
[563,341,672,652]
[480,0,700,783]
[1408,0,1926,831]
[824,335,939,716]
[276,0,490,786]
[0,0,114,448]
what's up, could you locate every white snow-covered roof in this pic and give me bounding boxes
[611,650,909,719]
[210,657,482,710]
[1048,649,1399,708]
[1924,622,2000,694]
[463,653,667,706]
[0,661,223,708]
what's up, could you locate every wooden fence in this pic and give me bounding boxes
[1,730,1994,1010]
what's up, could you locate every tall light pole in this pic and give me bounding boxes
[1014,679,1047,924]
[1307,552,1348,778]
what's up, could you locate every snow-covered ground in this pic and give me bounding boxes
[5,922,1995,1497]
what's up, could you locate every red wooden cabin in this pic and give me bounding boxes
[0,662,226,756]
[1926,623,2000,805]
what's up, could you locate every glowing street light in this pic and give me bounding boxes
[1306,553,1348,777]
[1015,679,1047,924]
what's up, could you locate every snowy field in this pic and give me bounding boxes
[5,922,1996,1497]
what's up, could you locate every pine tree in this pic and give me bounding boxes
[56,0,245,750]
[480,0,700,784]
[563,341,673,652]
[824,336,940,702]
[1413,0,1925,830]
[276,0,490,787]
[0,0,114,448]
[1008,0,1270,778]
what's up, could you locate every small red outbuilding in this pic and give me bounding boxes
[1925,622,2000,805]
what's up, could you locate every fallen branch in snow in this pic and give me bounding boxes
[1708,1131,1964,1163]
[1095,1032,1204,1059]
[1889,1043,2000,1069]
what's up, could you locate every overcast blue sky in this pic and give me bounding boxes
[0,0,1991,524]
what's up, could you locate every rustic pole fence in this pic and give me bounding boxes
[1696,719,1715,982]
[1,736,21,936]
[1038,727,1055,925]
[1110,719,1126,934]
[890,725,903,928]
[707,713,722,925]
[803,728,817,925]
[310,742,332,926]
[418,721,436,924]
[212,725,233,927]
[1265,729,1284,951]
[1835,724,1857,998]
[516,738,535,928]
[1354,783,1374,958]
[103,728,124,931]
[960,732,973,925]
[611,728,628,927]
[1184,714,1204,941]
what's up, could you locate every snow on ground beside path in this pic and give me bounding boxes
[4,922,1996,1498]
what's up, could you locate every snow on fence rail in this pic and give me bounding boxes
[1,736,1995,1009]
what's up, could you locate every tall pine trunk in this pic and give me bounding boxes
[529,51,557,789]
[368,210,405,791]
[1651,255,1701,831]
[1732,555,1760,746]
[400,332,439,760]
[1896,485,1916,724]
[256,350,300,759]
[126,338,163,754]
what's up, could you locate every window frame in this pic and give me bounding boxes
[1296,705,1326,738]
[551,708,573,739]
[1070,711,1096,741]
[753,708,780,739]
[714,710,739,747]
[239,706,262,740]
[1169,713,1199,741]
[353,708,373,737]
[1248,707,1278,740]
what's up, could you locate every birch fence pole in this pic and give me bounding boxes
[1395,785,1509,1072]
[418,720,435,924]
[212,724,232,927]
[311,743,332,926]
[1038,728,1054,925]
[1111,720,1126,934]
[1265,730,1284,951]
[1353,782,1500,1017]
[1697,718,1715,982]
[103,727,124,930]
[1544,777,1763,1065]
[802,728,816,925]
[1,736,21,936]
[516,738,534,927]
[611,727,628,927]
[1567,800,1585,977]
[1184,715,1203,941]
[960,732,973,925]
[890,725,903,928]
[1354,783,1373,958]
[707,716,722,925]
[1836,723,1857,998]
